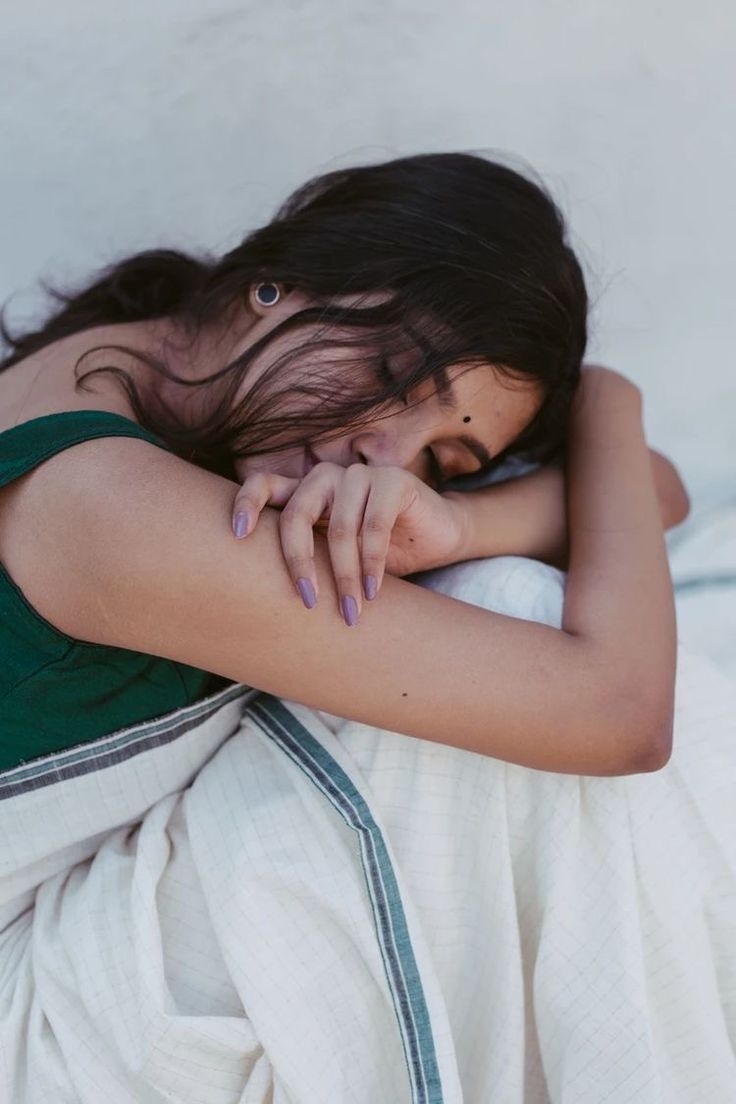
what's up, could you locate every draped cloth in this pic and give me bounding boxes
[2,555,735,1102]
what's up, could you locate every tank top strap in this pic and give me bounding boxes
[0,410,174,489]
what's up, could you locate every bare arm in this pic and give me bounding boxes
[445,445,691,572]
[5,370,673,776]
[560,369,677,763]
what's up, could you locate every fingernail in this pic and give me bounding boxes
[233,511,249,538]
[364,575,378,601]
[297,577,317,610]
[341,595,359,627]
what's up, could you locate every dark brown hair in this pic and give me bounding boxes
[1,151,588,485]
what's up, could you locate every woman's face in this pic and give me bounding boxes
[232,288,545,488]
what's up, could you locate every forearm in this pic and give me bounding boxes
[560,377,677,762]
[445,447,690,572]
[445,462,570,569]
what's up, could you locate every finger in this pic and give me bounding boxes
[277,465,340,611]
[359,477,402,600]
[232,473,300,538]
[325,464,373,626]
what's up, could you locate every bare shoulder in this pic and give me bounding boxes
[0,320,160,431]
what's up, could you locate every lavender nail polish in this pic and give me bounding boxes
[364,575,378,601]
[341,595,358,627]
[233,511,249,538]
[297,577,317,610]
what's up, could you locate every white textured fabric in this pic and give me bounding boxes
[667,498,736,681]
[338,556,736,1101]
[1,555,735,1102]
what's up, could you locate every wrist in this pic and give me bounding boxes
[444,466,569,569]
[440,490,481,565]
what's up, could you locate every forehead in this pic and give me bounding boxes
[448,362,544,443]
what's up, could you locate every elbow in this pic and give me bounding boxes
[577,719,673,777]
[654,452,691,527]
[592,681,675,776]
[671,482,691,526]
[626,733,673,774]
[620,711,674,775]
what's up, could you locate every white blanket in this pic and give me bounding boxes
[1,555,735,1103]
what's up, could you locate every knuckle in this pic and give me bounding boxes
[363,514,390,534]
[361,551,386,567]
[280,503,310,526]
[240,471,269,489]
[311,460,339,476]
[327,521,355,541]
[282,551,311,573]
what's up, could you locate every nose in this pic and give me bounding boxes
[351,428,426,481]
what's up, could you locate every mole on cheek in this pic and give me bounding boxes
[463,415,471,423]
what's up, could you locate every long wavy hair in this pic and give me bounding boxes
[1,151,588,485]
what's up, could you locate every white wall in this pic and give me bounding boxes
[1,0,734,509]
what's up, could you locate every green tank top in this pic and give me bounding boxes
[0,410,232,772]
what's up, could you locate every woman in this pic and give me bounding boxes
[3,153,733,1104]
[0,152,686,773]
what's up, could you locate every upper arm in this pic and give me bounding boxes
[6,436,665,776]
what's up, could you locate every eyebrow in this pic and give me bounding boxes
[437,386,493,470]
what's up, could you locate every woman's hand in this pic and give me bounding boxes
[230,462,470,626]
